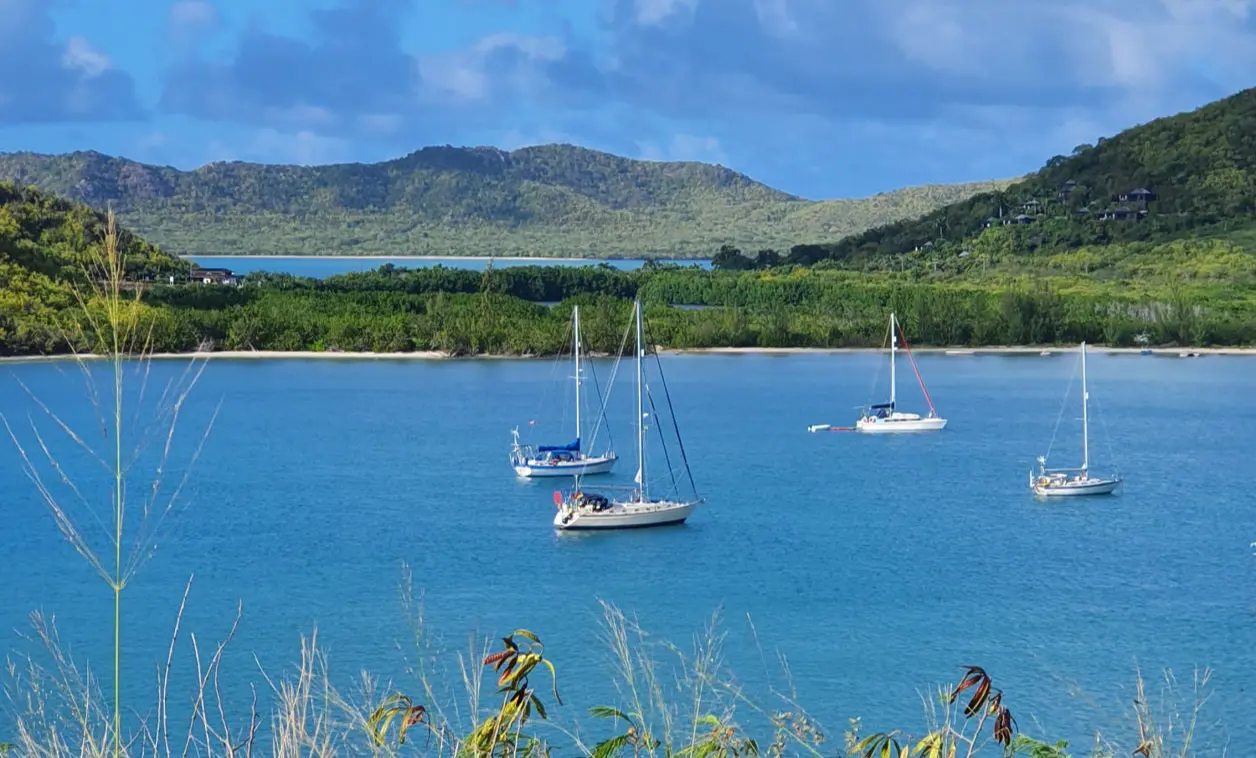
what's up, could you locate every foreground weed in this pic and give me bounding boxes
[368,628,560,757]
[2,210,216,758]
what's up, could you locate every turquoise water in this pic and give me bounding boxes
[1,352,1253,751]
[187,256,712,278]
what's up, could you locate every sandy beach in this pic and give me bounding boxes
[0,350,453,364]
[659,345,1256,356]
[3,345,1255,364]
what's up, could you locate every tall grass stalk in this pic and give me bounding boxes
[2,210,217,758]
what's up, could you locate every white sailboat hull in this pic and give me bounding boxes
[550,300,703,532]
[554,498,696,530]
[1032,476,1121,497]
[851,313,946,435]
[514,454,617,478]
[856,414,947,433]
[1029,342,1122,497]
[513,304,620,480]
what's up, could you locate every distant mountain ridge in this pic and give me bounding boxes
[0,144,1012,257]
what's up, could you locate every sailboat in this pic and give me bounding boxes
[1030,342,1121,497]
[553,299,701,530]
[510,305,618,478]
[855,312,946,433]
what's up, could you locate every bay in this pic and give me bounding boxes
[186,255,713,278]
[0,352,1252,751]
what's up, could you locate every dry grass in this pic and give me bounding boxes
[0,590,1226,758]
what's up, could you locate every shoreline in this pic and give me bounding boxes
[658,345,1256,355]
[179,254,702,262]
[183,255,592,262]
[3,345,1253,364]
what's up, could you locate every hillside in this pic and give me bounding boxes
[0,182,188,354]
[3,184,1255,357]
[0,145,1011,257]
[800,87,1256,265]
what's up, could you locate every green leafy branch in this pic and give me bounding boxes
[463,629,561,757]
[849,666,1022,758]
[366,693,430,747]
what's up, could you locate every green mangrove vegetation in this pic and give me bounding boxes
[4,253,1256,356]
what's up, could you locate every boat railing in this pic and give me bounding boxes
[566,484,639,496]
[509,438,536,465]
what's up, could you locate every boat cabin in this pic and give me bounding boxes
[537,439,580,463]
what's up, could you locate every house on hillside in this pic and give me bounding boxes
[1058,180,1077,202]
[1007,214,1034,225]
[1119,188,1157,210]
[1100,206,1145,221]
[185,267,240,285]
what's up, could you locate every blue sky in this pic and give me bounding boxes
[1,0,1254,198]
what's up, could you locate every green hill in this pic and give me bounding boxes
[800,87,1256,265]
[0,145,1011,257]
[0,182,187,354]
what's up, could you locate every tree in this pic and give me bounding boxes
[711,244,754,271]
[754,248,782,268]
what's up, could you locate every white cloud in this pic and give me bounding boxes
[1160,0,1252,23]
[637,134,727,165]
[61,37,111,78]
[633,0,698,26]
[885,2,974,76]
[167,0,219,50]
[138,131,167,149]
[168,0,218,32]
[148,0,1256,193]
[419,33,565,103]
[209,128,349,165]
[753,0,798,36]
[357,113,403,136]
[541,0,1256,131]
[494,126,588,151]
[260,104,339,130]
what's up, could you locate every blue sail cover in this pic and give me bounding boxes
[538,438,581,453]
[869,402,895,410]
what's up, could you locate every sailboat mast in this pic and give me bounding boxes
[889,312,897,409]
[1080,341,1089,473]
[635,299,646,497]
[573,306,581,444]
